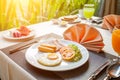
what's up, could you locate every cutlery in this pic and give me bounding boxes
[9,33,63,54]
[88,60,110,80]
[92,18,102,24]
[9,39,39,54]
[104,61,120,80]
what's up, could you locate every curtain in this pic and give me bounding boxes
[103,0,117,16]
[95,0,105,17]
[96,0,117,17]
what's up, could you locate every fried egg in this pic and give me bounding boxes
[38,52,62,66]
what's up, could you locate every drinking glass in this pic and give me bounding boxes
[83,4,95,24]
[112,29,120,59]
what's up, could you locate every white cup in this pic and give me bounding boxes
[79,9,84,18]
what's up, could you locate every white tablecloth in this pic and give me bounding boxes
[0,21,118,80]
[0,51,36,80]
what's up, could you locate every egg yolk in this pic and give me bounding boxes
[47,53,58,60]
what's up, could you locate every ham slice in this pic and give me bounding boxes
[17,26,31,36]
[10,30,22,38]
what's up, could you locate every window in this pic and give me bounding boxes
[0,0,99,31]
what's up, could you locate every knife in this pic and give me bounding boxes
[88,60,110,80]
[9,37,40,54]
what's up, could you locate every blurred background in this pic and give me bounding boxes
[0,0,120,31]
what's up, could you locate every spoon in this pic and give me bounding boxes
[104,61,120,80]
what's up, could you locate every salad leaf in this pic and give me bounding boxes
[68,44,82,62]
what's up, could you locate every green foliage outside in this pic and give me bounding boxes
[0,0,99,31]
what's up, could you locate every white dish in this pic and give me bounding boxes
[2,29,35,41]
[25,40,89,71]
[59,15,80,24]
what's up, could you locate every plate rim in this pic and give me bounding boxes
[2,29,35,41]
[25,39,89,71]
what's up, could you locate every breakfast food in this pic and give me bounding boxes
[62,15,78,22]
[38,43,57,53]
[60,46,75,61]
[38,46,55,53]
[38,40,65,52]
[59,44,82,62]
[47,53,58,60]
[38,52,62,66]
[59,21,68,27]
[10,26,31,38]
[40,43,56,50]
[59,46,73,54]
[10,30,22,38]
[37,40,82,67]
[52,39,65,51]
[68,44,82,62]
[61,49,75,61]
[17,26,31,36]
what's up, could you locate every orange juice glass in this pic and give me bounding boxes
[112,29,120,56]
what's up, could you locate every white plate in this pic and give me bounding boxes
[59,15,80,24]
[25,40,89,71]
[2,29,35,41]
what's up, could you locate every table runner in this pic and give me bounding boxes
[0,33,119,80]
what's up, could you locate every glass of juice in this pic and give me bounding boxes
[83,4,95,25]
[112,29,120,58]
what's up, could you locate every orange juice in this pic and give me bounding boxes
[112,29,120,56]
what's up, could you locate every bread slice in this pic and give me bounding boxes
[63,15,77,21]
[38,44,56,53]
[40,43,56,50]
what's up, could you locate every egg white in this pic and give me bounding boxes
[38,52,62,66]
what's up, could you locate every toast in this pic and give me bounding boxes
[38,43,56,53]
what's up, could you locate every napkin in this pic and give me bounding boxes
[63,23,104,53]
[102,14,120,32]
